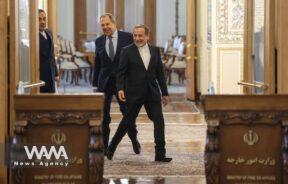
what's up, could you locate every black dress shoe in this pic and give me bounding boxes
[132,139,141,154]
[155,156,172,162]
[105,148,115,160]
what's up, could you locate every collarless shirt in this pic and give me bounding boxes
[138,43,151,70]
[40,31,48,40]
[105,30,118,56]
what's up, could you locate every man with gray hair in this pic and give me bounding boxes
[92,13,141,154]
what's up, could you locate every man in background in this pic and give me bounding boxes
[93,13,140,153]
[38,9,59,93]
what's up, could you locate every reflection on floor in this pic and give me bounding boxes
[103,176,206,184]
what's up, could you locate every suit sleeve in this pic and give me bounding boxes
[127,33,134,45]
[116,48,129,91]
[156,48,169,96]
[55,64,59,76]
[48,29,59,77]
[92,41,101,87]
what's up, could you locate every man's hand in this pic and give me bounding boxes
[55,76,60,82]
[118,90,126,102]
[55,76,60,87]
[162,96,169,106]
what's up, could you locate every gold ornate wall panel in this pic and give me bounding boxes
[216,0,244,44]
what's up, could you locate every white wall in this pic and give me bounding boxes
[38,0,48,12]
[124,0,144,33]
[57,0,74,42]
[178,0,186,35]
[156,0,176,47]
[98,0,105,31]
[197,0,209,93]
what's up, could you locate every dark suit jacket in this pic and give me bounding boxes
[117,44,168,103]
[93,31,133,92]
[39,29,58,92]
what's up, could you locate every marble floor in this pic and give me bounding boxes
[104,98,206,184]
[102,176,206,184]
[57,76,207,184]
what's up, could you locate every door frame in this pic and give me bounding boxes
[186,0,196,100]
[243,0,276,94]
[277,0,288,93]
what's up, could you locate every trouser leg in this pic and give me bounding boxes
[144,100,166,156]
[109,102,142,151]
[116,93,138,141]
[102,92,113,149]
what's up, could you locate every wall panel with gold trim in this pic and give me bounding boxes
[217,48,243,94]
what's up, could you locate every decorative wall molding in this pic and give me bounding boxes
[207,0,212,43]
[216,0,244,44]
[16,112,99,124]
[217,48,243,94]
[205,111,288,125]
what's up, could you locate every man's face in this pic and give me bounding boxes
[39,12,47,32]
[133,28,149,47]
[100,16,116,36]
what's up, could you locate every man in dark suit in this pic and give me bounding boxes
[93,13,140,153]
[38,9,59,93]
[106,25,172,162]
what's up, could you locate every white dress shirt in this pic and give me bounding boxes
[105,30,118,56]
[40,31,47,40]
[138,43,151,70]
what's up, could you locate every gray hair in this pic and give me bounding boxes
[134,24,150,36]
[100,13,116,24]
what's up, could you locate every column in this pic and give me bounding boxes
[105,0,114,14]
[144,0,156,45]
[175,0,179,35]
[185,0,196,100]
[29,0,40,93]
[0,0,8,183]
[277,0,288,93]
[48,0,57,44]
[114,0,125,30]
[74,0,87,50]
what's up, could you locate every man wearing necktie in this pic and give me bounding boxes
[106,25,172,162]
[38,9,59,93]
[93,13,140,154]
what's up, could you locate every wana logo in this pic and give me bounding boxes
[24,146,68,160]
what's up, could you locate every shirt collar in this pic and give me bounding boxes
[107,30,118,39]
[138,43,149,50]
